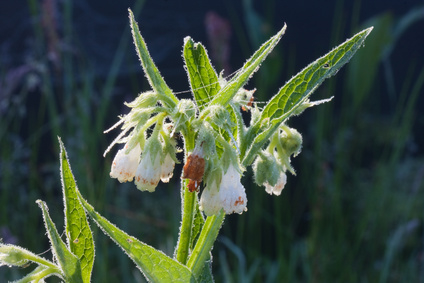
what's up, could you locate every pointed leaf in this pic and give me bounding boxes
[187,211,225,279]
[210,24,286,107]
[241,27,373,166]
[184,37,221,111]
[261,27,373,122]
[76,191,196,282]
[59,138,94,283]
[128,8,178,108]
[36,200,83,283]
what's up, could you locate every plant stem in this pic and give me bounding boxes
[187,210,225,276]
[175,180,197,264]
[175,132,196,264]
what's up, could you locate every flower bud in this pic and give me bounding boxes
[253,152,280,188]
[280,127,302,157]
[125,91,158,109]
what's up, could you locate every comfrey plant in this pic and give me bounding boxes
[0,9,372,282]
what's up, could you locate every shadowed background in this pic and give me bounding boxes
[1,0,424,282]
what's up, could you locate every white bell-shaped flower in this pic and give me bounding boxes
[160,153,175,183]
[135,150,161,192]
[264,172,287,196]
[110,143,141,182]
[219,165,247,214]
[199,179,222,216]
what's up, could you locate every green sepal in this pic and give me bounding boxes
[36,200,84,283]
[241,27,373,166]
[59,137,95,283]
[76,190,196,282]
[184,37,221,111]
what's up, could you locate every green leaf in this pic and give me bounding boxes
[36,200,83,283]
[187,211,225,280]
[183,37,221,111]
[76,190,196,282]
[210,24,286,107]
[190,204,205,250]
[59,138,95,283]
[242,27,373,166]
[128,8,178,108]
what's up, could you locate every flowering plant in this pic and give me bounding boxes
[0,9,372,282]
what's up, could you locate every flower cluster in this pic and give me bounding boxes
[105,84,304,215]
[108,99,178,192]
[253,125,302,195]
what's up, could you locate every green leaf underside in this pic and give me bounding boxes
[241,27,373,166]
[184,38,221,112]
[37,200,83,283]
[210,24,286,107]
[76,191,195,282]
[59,138,94,283]
[128,9,178,107]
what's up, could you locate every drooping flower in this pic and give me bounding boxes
[135,150,161,192]
[218,164,247,214]
[199,179,222,216]
[110,143,141,182]
[160,153,175,183]
[182,144,205,192]
[264,171,287,196]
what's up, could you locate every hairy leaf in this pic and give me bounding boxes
[242,27,373,166]
[77,191,196,282]
[37,200,83,283]
[184,37,221,111]
[59,138,95,283]
[128,8,178,108]
[210,24,286,107]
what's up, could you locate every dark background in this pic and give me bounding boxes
[1,0,424,282]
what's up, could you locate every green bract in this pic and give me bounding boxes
[0,8,372,282]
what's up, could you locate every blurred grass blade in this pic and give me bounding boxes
[184,37,221,111]
[128,8,178,108]
[36,200,83,283]
[210,24,286,107]
[76,190,195,282]
[242,27,373,166]
[58,138,95,283]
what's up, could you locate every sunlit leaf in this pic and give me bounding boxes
[59,138,95,283]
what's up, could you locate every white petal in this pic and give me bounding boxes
[199,180,222,216]
[264,172,287,196]
[135,151,161,192]
[219,165,247,214]
[110,144,141,182]
[160,154,175,183]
